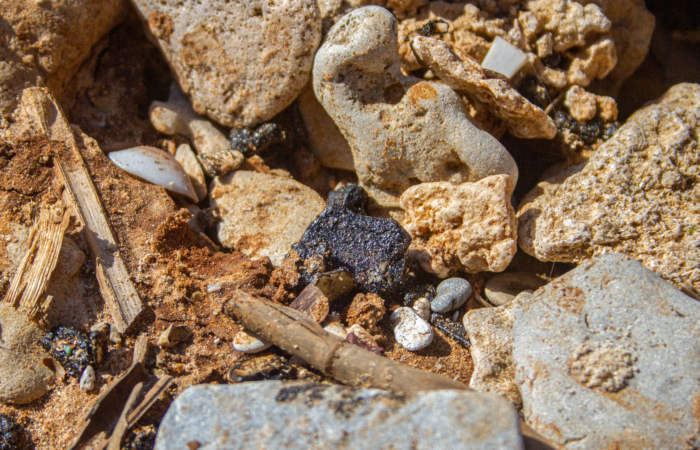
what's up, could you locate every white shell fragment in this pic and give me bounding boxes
[233,330,272,353]
[108,146,198,202]
[390,307,434,352]
[481,36,528,79]
[79,365,95,392]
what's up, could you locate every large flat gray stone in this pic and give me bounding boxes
[154,381,524,450]
[513,253,700,449]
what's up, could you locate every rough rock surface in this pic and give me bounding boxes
[411,36,556,139]
[518,83,700,290]
[346,293,385,334]
[463,292,533,408]
[154,381,525,449]
[513,254,700,449]
[0,0,128,127]
[0,305,54,404]
[209,170,325,267]
[401,175,517,277]
[313,6,518,212]
[563,85,617,122]
[131,0,321,127]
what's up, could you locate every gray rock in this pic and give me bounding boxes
[431,278,472,313]
[154,381,524,450]
[513,253,700,449]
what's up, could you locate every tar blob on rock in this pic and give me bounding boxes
[39,326,95,378]
[0,415,20,450]
[292,184,411,298]
[230,123,286,155]
[327,184,369,214]
[554,111,620,145]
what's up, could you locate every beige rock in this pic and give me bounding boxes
[518,83,700,291]
[158,324,193,348]
[463,292,532,409]
[563,85,618,122]
[209,171,325,267]
[484,272,545,306]
[0,305,54,404]
[132,0,321,127]
[0,0,128,127]
[411,36,556,139]
[400,175,517,277]
[314,7,518,213]
[175,144,207,202]
[297,83,355,172]
[316,0,424,34]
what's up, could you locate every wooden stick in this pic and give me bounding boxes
[107,382,143,450]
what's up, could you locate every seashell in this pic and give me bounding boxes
[233,329,271,353]
[108,146,198,202]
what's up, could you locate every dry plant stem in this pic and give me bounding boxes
[4,205,71,318]
[225,290,466,392]
[107,382,144,450]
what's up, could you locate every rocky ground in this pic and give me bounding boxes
[0,0,698,449]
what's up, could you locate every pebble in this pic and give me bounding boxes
[131,0,322,127]
[157,324,193,348]
[108,146,198,203]
[431,278,472,313]
[390,307,433,352]
[233,330,272,354]
[412,297,431,321]
[484,272,546,306]
[79,365,95,392]
[153,382,524,450]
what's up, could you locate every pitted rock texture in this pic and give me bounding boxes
[401,175,517,277]
[518,83,700,291]
[563,85,617,122]
[209,170,325,267]
[0,0,128,127]
[313,6,518,213]
[513,254,700,449]
[154,382,525,450]
[132,0,321,127]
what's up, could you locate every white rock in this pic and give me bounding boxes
[79,365,95,392]
[412,297,431,321]
[322,320,348,339]
[481,36,528,79]
[175,143,207,201]
[390,307,433,351]
[233,330,271,353]
[109,146,198,202]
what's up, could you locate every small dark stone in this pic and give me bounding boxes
[402,284,436,307]
[230,123,286,155]
[327,184,369,214]
[291,195,411,298]
[0,415,20,450]
[430,314,471,348]
[39,326,95,378]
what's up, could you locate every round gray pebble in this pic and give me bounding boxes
[431,278,472,313]
[484,272,546,306]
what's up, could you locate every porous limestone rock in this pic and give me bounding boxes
[400,175,517,277]
[0,0,128,127]
[563,85,617,122]
[313,6,518,213]
[132,0,322,127]
[463,292,533,409]
[518,83,700,291]
[209,171,325,267]
[411,36,556,139]
[513,253,700,449]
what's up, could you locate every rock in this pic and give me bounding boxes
[79,365,95,392]
[174,144,207,202]
[313,6,518,212]
[232,329,272,354]
[210,170,325,267]
[463,292,533,409]
[346,293,386,334]
[513,254,700,448]
[484,272,546,306]
[311,268,356,301]
[412,296,431,320]
[158,324,193,348]
[327,183,369,214]
[154,381,524,449]
[297,83,355,171]
[132,0,321,127]
[291,198,411,298]
[431,278,472,313]
[563,85,618,122]
[0,0,128,127]
[0,305,54,404]
[518,84,700,291]
[410,36,556,139]
[401,175,517,277]
[390,307,433,351]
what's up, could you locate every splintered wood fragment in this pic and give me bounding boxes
[3,205,71,319]
[107,382,144,450]
[289,284,329,323]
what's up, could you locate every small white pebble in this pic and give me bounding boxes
[233,330,271,353]
[412,297,431,321]
[390,307,433,351]
[207,284,221,292]
[79,365,95,392]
